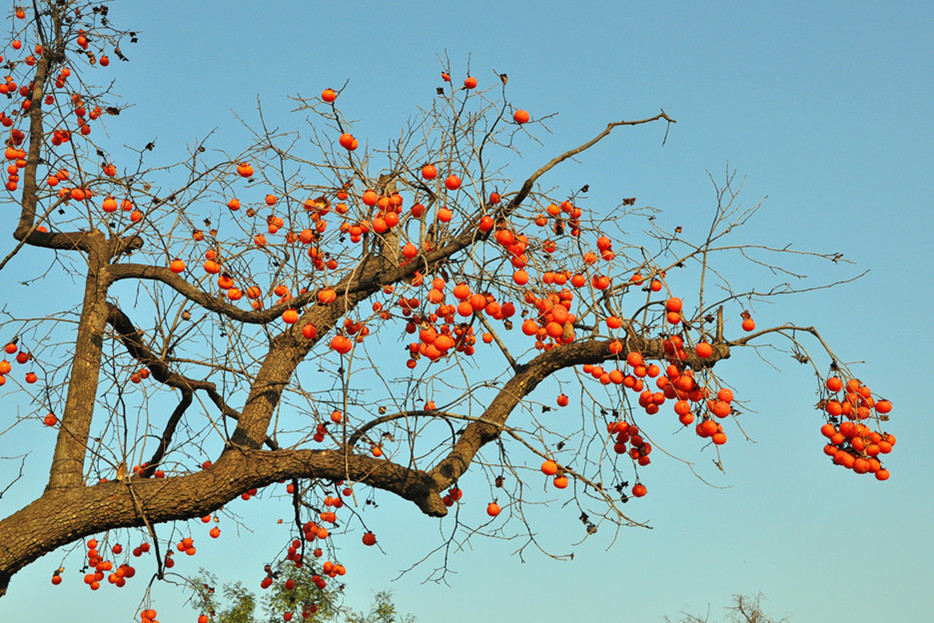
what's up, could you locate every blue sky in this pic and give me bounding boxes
[1,1,932,621]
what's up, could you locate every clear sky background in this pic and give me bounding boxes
[2,1,932,621]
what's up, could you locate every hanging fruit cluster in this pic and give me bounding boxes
[0,340,37,389]
[819,375,894,480]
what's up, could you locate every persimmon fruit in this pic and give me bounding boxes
[338,133,357,150]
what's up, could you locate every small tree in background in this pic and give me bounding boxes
[665,593,790,623]
[189,567,410,623]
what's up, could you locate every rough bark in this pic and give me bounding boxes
[0,446,443,596]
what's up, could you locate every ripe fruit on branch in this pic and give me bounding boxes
[513,109,530,124]
[444,175,461,190]
[330,335,352,354]
[362,190,378,206]
[338,133,358,151]
[818,372,895,479]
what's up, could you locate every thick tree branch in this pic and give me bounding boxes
[0,445,444,596]
[428,335,727,489]
[45,235,112,491]
[225,230,487,449]
[13,32,52,241]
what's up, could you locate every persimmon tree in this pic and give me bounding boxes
[0,1,897,619]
